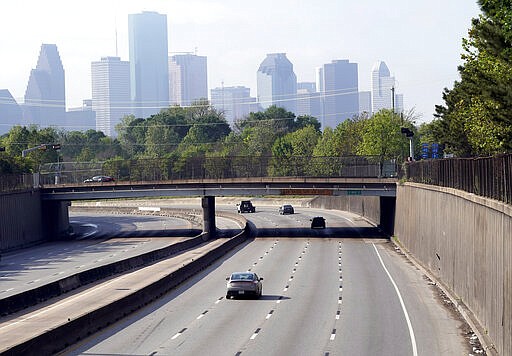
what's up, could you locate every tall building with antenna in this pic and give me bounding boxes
[23,44,66,127]
[128,11,169,118]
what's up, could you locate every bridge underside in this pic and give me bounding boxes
[41,178,397,201]
[40,178,397,240]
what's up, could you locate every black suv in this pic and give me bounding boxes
[238,200,255,213]
[310,216,326,229]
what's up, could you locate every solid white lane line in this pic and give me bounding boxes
[372,243,418,356]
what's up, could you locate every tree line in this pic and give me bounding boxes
[0,99,416,175]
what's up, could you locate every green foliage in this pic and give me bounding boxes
[269,125,320,176]
[356,109,409,160]
[434,1,512,155]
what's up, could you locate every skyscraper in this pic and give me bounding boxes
[0,89,22,135]
[210,86,258,126]
[359,91,372,114]
[317,59,359,129]
[371,61,403,113]
[169,54,208,107]
[91,57,130,136]
[128,11,169,118]
[257,53,297,114]
[296,82,321,119]
[65,100,96,132]
[23,44,66,127]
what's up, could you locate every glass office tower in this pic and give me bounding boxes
[128,11,169,118]
[23,44,66,127]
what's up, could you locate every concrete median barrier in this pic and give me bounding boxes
[2,223,252,356]
[1,207,246,316]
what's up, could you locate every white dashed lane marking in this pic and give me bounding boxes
[170,328,187,340]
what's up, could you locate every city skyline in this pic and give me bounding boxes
[0,1,481,123]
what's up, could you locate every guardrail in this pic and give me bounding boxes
[405,154,512,205]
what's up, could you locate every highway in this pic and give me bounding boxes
[56,204,470,355]
[0,211,238,299]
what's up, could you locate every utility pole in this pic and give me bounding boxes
[391,86,395,113]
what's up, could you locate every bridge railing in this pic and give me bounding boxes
[36,156,398,185]
[405,153,512,205]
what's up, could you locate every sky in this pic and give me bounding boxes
[0,0,481,123]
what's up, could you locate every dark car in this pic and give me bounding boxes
[237,200,255,213]
[278,204,294,214]
[310,216,326,229]
[226,271,263,299]
[83,175,115,183]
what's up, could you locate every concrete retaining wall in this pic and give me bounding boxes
[309,195,381,226]
[395,183,512,355]
[0,190,43,252]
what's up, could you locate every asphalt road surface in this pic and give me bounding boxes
[0,213,206,299]
[60,207,470,356]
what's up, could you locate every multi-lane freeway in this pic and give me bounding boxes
[0,201,471,355]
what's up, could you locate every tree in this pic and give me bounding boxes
[269,125,320,176]
[357,109,409,160]
[434,0,512,155]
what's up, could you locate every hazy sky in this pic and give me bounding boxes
[1,0,481,123]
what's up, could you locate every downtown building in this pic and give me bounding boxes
[371,61,403,113]
[210,86,258,126]
[296,82,321,119]
[128,11,169,118]
[317,59,359,129]
[169,53,208,107]
[65,100,96,132]
[91,57,130,136]
[257,53,297,114]
[23,44,66,128]
[0,89,23,135]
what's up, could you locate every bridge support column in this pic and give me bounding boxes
[201,196,216,240]
[379,196,396,236]
[41,200,71,240]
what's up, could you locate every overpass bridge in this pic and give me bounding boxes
[39,176,398,239]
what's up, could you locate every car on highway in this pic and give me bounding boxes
[83,175,115,183]
[226,271,263,299]
[310,216,326,229]
[278,204,294,214]
[237,200,255,213]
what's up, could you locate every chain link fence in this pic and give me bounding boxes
[34,156,398,184]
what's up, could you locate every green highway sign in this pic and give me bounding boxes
[347,190,362,196]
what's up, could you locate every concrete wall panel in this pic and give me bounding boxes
[395,183,512,355]
[309,196,380,226]
[0,190,43,252]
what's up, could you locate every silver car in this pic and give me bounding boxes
[226,272,263,299]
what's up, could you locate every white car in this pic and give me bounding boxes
[226,272,263,299]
